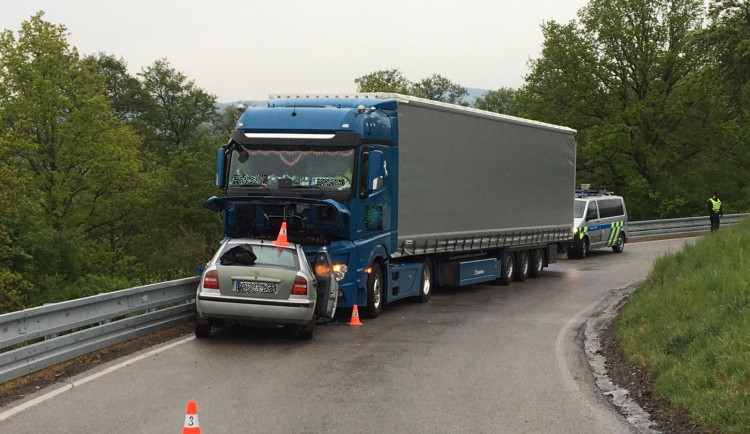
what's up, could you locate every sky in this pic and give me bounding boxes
[1,0,590,102]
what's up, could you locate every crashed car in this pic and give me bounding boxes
[195,233,342,339]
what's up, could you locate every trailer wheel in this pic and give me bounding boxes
[529,249,544,278]
[514,250,530,282]
[362,262,384,318]
[497,251,515,286]
[416,259,433,303]
[612,233,625,253]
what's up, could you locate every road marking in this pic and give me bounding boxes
[0,335,195,422]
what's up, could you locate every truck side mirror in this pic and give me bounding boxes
[366,150,384,192]
[216,148,226,188]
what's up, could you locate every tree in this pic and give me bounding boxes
[410,74,468,105]
[83,53,153,122]
[520,0,709,219]
[473,87,519,115]
[138,59,218,163]
[354,68,410,93]
[0,12,148,303]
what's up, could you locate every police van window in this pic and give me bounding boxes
[586,202,599,221]
[599,199,624,218]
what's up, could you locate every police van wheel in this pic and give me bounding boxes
[612,233,625,253]
[497,251,515,286]
[576,237,589,259]
[529,249,544,278]
[514,250,530,282]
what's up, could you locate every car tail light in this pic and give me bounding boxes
[292,276,308,295]
[203,269,219,290]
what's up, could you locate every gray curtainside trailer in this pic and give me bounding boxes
[393,96,576,259]
[210,93,576,318]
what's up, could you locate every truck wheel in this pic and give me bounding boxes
[416,259,433,303]
[612,233,625,253]
[362,262,384,318]
[514,250,530,282]
[575,237,589,259]
[497,251,515,286]
[529,249,544,278]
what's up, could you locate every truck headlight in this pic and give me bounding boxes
[332,264,348,281]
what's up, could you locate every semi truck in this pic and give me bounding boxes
[205,93,576,318]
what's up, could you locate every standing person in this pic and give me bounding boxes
[707,192,723,232]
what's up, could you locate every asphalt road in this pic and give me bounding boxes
[0,238,694,433]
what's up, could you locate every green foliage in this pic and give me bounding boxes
[0,13,224,310]
[138,59,218,163]
[354,69,468,104]
[354,68,411,93]
[410,74,468,105]
[473,87,518,116]
[519,0,733,220]
[616,219,750,432]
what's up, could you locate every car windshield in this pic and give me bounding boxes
[574,199,586,218]
[224,244,299,270]
[228,148,355,191]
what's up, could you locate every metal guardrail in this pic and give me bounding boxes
[0,277,198,384]
[627,213,747,240]
[0,214,747,385]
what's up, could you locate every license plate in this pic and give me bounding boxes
[234,281,277,294]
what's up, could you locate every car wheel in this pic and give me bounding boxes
[612,233,625,253]
[416,259,433,303]
[362,262,384,318]
[529,249,544,278]
[514,250,530,282]
[297,321,314,340]
[194,315,211,339]
[576,237,589,259]
[497,251,515,286]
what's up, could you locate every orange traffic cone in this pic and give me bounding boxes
[348,304,363,326]
[273,222,290,247]
[182,400,201,434]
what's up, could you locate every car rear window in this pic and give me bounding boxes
[224,244,299,269]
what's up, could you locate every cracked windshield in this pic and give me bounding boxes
[229,148,354,191]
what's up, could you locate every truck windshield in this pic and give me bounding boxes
[574,199,586,218]
[228,148,355,191]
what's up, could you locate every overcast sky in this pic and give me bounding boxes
[2,0,590,102]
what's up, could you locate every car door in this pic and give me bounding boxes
[313,250,339,319]
[586,201,605,248]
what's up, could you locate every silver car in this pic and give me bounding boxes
[195,238,340,339]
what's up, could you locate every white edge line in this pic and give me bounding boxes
[0,335,195,422]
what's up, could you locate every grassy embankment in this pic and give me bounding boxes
[616,218,750,433]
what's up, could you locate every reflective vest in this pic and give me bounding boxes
[709,198,721,213]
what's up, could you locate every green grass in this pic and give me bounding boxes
[615,218,750,433]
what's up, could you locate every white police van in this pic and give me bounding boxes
[569,187,628,259]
